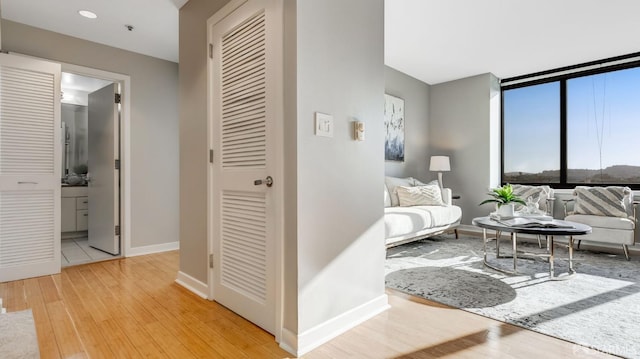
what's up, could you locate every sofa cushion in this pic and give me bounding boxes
[565,214,635,230]
[385,176,415,207]
[385,205,462,238]
[573,186,631,218]
[511,184,553,213]
[396,185,445,207]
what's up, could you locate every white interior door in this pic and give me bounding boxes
[209,0,282,335]
[0,53,61,282]
[87,83,120,255]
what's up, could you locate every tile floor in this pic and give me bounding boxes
[61,237,119,267]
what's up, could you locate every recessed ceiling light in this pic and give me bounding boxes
[78,10,98,19]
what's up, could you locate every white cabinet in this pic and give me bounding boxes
[61,186,89,232]
[61,197,77,232]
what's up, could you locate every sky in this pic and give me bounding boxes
[503,66,640,173]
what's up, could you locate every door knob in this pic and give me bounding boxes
[254,176,273,187]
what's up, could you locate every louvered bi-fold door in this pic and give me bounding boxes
[0,54,61,282]
[209,0,281,335]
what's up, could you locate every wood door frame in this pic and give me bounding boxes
[206,0,285,342]
[61,63,131,257]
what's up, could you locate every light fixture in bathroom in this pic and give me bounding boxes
[78,10,98,19]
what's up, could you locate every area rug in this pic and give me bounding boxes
[0,309,40,359]
[385,234,640,358]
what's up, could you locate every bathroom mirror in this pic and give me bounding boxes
[62,103,88,178]
[61,72,112,182]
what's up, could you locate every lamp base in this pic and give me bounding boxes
[437,172,444,188]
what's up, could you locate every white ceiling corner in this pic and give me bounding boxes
[385,0,640,85]
[1,0,183,63]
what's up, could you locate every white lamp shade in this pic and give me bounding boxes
[429,156,451,172]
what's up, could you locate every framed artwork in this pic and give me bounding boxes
[384,94,405,162]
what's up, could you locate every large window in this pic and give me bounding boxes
[502,60,640,188]
[503,82,560,183]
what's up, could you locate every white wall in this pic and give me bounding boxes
[293,0,387,348]
[384,66,432,181]
[178,0,229,286]
[2,20,180,249]
[429,73,501,223]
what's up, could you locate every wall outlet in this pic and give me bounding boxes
[315,112,333,137]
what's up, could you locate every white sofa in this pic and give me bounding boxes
[385,176,462,247]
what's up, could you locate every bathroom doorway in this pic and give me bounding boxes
[60,71,122,266]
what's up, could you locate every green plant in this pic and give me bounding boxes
[479,184,526,207]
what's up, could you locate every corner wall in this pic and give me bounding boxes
[178,0,230,284]
[429,73,501,223]
[294,0,388,352]
[1,20,180,250]
[178,1,388,354]
[384,66,432,181]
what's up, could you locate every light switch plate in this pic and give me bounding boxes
[315,112,333,137]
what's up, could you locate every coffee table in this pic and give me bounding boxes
[472,216,592,279]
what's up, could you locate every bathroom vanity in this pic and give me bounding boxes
[61,186,88,233]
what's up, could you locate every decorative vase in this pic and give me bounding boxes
[497,203,515,217]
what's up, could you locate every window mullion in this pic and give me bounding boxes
[560,80,567,186]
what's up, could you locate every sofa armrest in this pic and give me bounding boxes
[562,199,575,217]
[441,188,452,205]
[546,197,556,217]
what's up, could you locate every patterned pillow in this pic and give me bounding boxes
[573,186,631,218]
[385,176,416,207]
[511,184,552,212]
[396,185,445,207]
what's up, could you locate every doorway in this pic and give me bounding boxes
[60,71,122,266]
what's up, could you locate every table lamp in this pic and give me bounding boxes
[429,156,450,188]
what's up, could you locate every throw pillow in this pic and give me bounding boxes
[511,184,552,213]
[396,185,445,207]
[412,178,440,187]
[573,186,631,218]
[385,176,416,207]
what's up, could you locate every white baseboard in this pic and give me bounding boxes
[282,294,389,357]
[126,241,179,257]
[175,271,209,299]
[458,224,480,234]
[278,328,297,356]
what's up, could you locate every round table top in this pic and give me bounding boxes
[472,216,592,236]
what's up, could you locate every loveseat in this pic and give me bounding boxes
[384,176,462,247]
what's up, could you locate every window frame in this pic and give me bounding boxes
[501,53,640,190]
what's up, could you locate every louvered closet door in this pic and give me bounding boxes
[0,54,61,282]
[209,0,281,334]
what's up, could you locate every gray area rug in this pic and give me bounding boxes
[0,309,40,359]
[386,234,640,358]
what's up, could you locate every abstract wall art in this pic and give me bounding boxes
[384,94,405,162]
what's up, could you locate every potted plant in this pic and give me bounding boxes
[479,184,526,217]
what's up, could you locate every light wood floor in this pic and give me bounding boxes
[0,251,614,358]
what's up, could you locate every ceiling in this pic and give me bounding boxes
[2,1,639,84]
[385,0,640,84]
[1,0,188,63]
